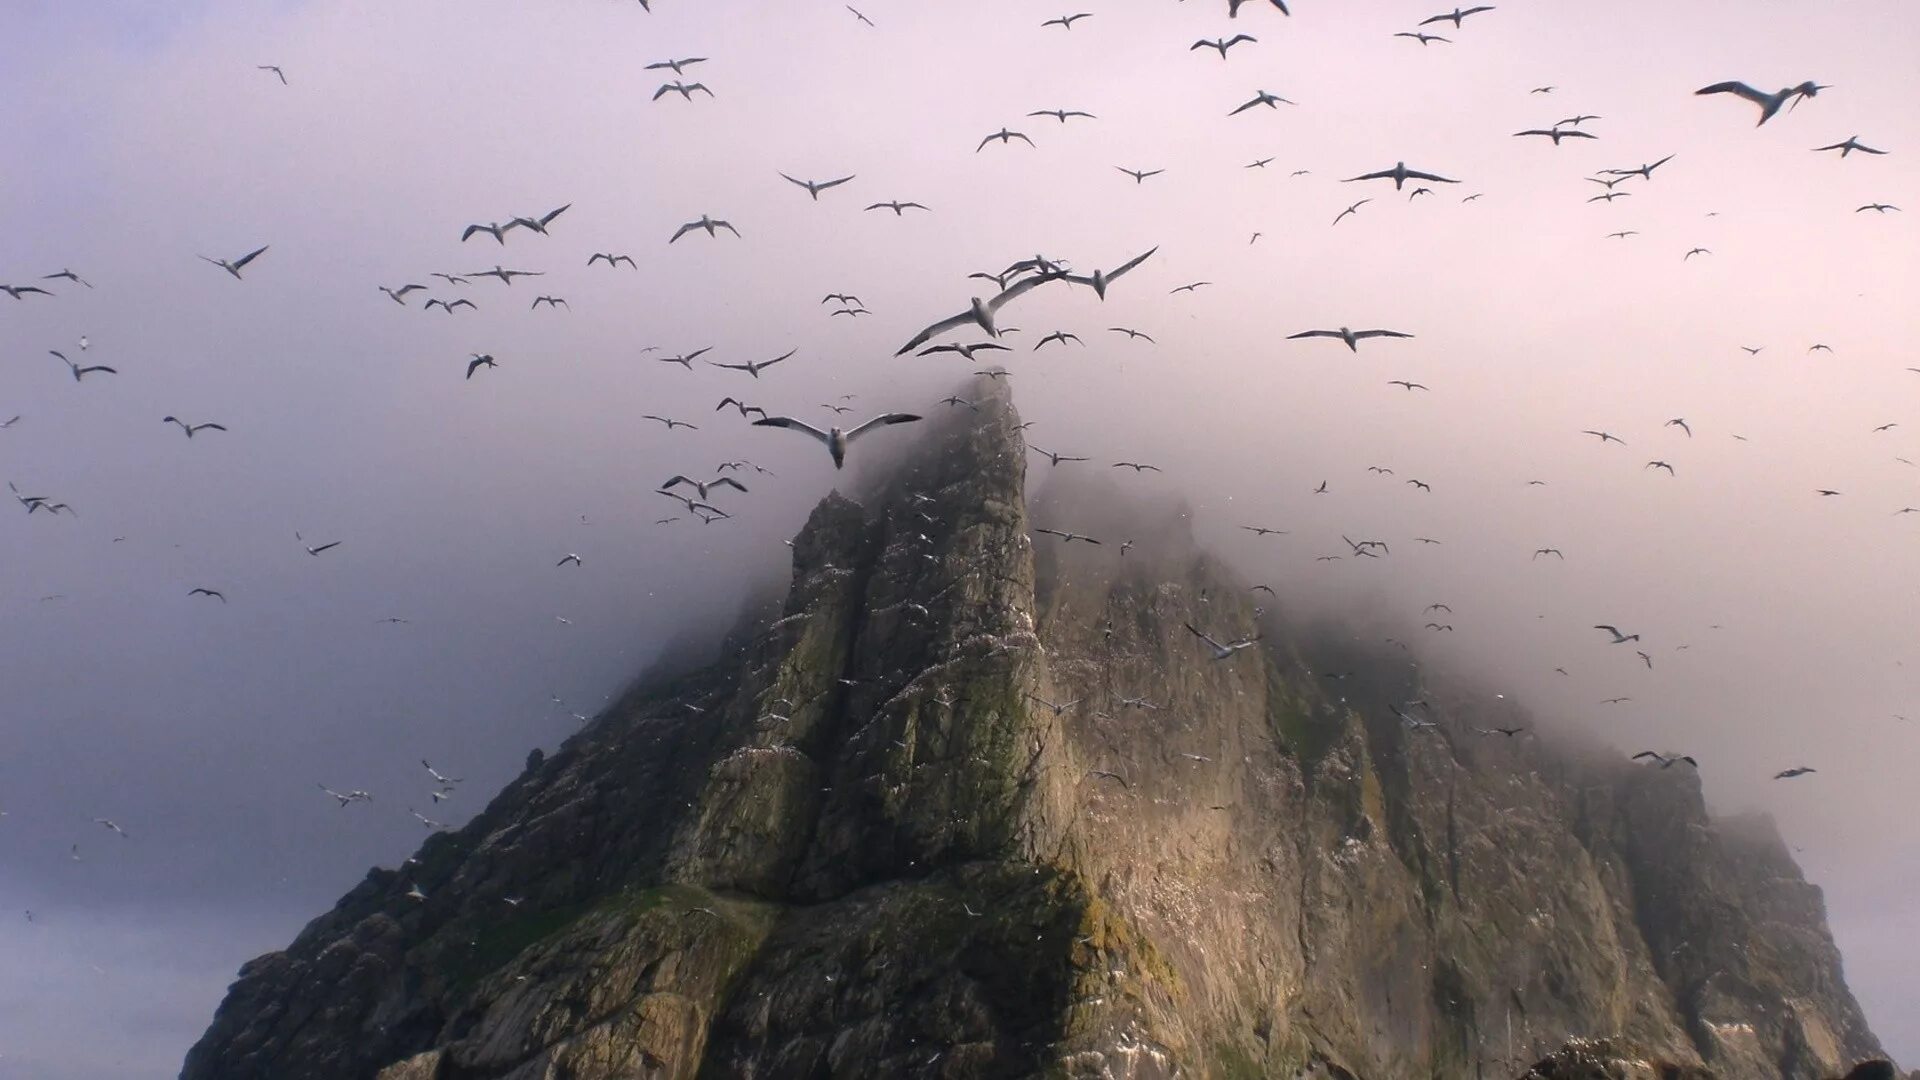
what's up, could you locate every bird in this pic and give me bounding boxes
[1557,114,1602,127]
[1694,81,1828,126]
[1108,327,1155,343]
[379,283,427,305]
[709,348,796,378]
[469,266,543,284]
[1395,32,1451,45]
[715,397,768,420]
[1332,199,1372,226]
[657,347,713,370]
[429,273,470,285]
[1230,90,1295,115]
[0,416,20,429]
[588,253,637,268]
[423,298,476,314]
[1815,489,1842,497]
[1288,327,1413,352]
[751,413,922,469]
[94,818,129,838]
[1169,281,1211,294]
[894,271,1066,355]
[530,296,569,310]
[1240,526,1288,537]
[461,220,519,244]
[1581,430,1626,445]
[50,351,116,382]
[1813,136,1887,158]
[977,128,1035,151]
[669,215,739,242]
[1475,726,1528,738]
[640,415,698,430]
[1872,423,1898,433]
[1112,462,1161,473]
[1042,13,1093,28]
[1061,247,1157,300]
[198,245,269,279]
[660,475,748,500]
[1773,767,1817,780]
[1808,344,1834,354]
[821,293,862,306]
[1531,86,1556,94]
[1632,751,1697,769]
[509,203,571,235]
[780,173,856,200]
[41,268,92,288]
[465,354,498,380]
[1029,446,1089,466]
[1856,203,1900,213]
[917,342,1012,361]
[865,200,929,215]
[1346,162,1458,190]
[256,64,287,84]
[1514,128,1597,145]
[556,554,582,568]
[1388,380,1429,391]
[297,533,341,557]
[644,57,707,74]
[1665,418,1692,437]
[1035,527,1101,544]
[1192,34,1257,58]
[1599,155,1676,180]
[1407,479,1432,492]
[1685,247,1712,260]
[317,784,370,807]
[1605,230,1639,240]
[1033,331,1083,350]
[1,283,54,300]
[1593,624,1640,644]
[163,417,227,438]
[1027,109,1096,123]
[1186,622,1260,660]
[847,5,873,26]
[1645,460,1676,476]
[1027,693,1081,716]
[1116,166,1164,184]
[1533,548,1565,560]
[1419,6,1496,28]
[653,81,714,101]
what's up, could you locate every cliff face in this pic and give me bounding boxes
[181,378,1884,1080]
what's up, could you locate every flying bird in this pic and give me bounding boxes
[257,64,287,84]
[1346,162,1458,190]
[163,416,227,438]
[1061,247,1157,300]
[644,57,707,74]
[653,81,714,101]
[751,413,922,469]
[1,284,54,299]
[1192,34,1257,58]
[508,203,570,235]
[198,245,269,279]
[640,414,698,430]
[780,173,856,200]
[1599,155,1676,180]
[1812,136,1887,158]
[530,295,569,310]
[379,283,427,305]
[588,252,637,268]
[1116,166,1164,184]
[669,215,739,242]
[1332,198,1372,225]
[465,354,498,379]
[1169,281,1211,294]
[1230,90,1296,115]
[1856,203,1900,213]
[865,200,929,215]
[1665,418,1692,436]
[894,271,1066,355]
[1041,13,1093,29]
[423,298,476,314]
[709,348,796,378]
[1694,80,1827,126]
[50,351,116,382]
[1027,109,1096,123]
[1288,327,1413,352]
[1419,6,1496,28]
[1593,624,1640,644]
[660,475,748,500]
[1388,380,1429,391]
[469,266,543,284]
[1033,331,1083,350]
[1395,32,1450,45]
[977,127,1036,151]
[1632,751,1697,769]
[1514,128,1597,145]
[188,587,226,603]
[1029,446,1090,466]
[297,533,341,557]
[1773,767,1817,780]
[556,554,582,568]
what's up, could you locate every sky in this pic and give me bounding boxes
[0,0,1916,1076]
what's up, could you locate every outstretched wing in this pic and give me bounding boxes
[986,270,1067,313]
[231,245,270,270]
[1287,330,1339,340]
[1108,245,1159,281]
[1695,81,1769,107]
[1183,622,1226,651]
[1354,329,1414,340]
[896,309,981,356]
[752,415,834,445]
[845,413,922,441]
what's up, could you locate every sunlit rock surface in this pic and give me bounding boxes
[182,378,1885,1080]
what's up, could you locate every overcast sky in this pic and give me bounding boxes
[1,1,1916,1076]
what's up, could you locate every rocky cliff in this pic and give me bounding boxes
[181,378,1885,1080]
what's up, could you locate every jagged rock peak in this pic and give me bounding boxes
[182,378,1887,1080]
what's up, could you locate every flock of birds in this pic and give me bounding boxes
[3,0,1910,959]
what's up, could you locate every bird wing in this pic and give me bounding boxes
[669,221,699,242]
[1695,81,1769,107]
[1403,168,1458,183]
[231,245,269,270]
[896,309,981,355]
[845,413,923,441]
[1354,330,1413,340]
[1287,330,1339,340]
[1107,246,1159,281]
[714,477,748,493]
[752,416,833,445]
[1183,622,1227,651]
[538,203,570,227]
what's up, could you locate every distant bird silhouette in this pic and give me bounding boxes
[1695,80,1827,126]
[198,245,269,279]
[1812,136,1887,158]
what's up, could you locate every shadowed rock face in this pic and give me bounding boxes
[181,378,1886,1080]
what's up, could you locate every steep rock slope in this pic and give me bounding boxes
[182,378,1883,1080]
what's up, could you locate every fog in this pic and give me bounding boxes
[1,0,1916,1075]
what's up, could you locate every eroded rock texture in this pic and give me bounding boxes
[182,379,1885,1080]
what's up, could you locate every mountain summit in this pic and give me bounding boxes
[183,378,1884,1080]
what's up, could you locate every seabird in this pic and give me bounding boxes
[1593,624,1640,644]
[1514,128,1597,145]
[917,342,1012,361]
[1061,247,1157,300]
[1108,327,1155,342]
[1027,109,1096,123]
[1694,80,1827,126]
[1230,90,1296,115]
[1185,622,1260,660]
[1388,380,1429,391]
[653,81,714,101]
[751,413,922,469]
[1856,203,1900,213]
[1332,199,1372,225]
[530,295,569,310]
[1665,418,1692,436]
[1,284,53,300]
[1192,34,1257,58]
[669,215,739,242]
[1395,32,1450,45]
[1112,462,1161,473]
[1533,548,1565,560]
[1034,331,1083,350]
[640,414,698,430]
[1288,327,1413,351]
[709,348,795,378]
[257,65,287,84]
[644,57,707,74]
[1581,429,1626,445]
[1419,6,1496,28]
[1812,136,1887,158]
[556,554,582,568]
[379,284,427,305]
[1029,446,1089,466]
[1599,154,1676,180]
[715,397,768,420]
[1773,767,1816,780]
[588,252,637,268]
[163,417,228,438]
[461,220,519,244]
[509,203,570,235]
[1240,525,1288,536]
[469,266,543,284]
[1631,751,1696,769]
[465,354,498,379]
[1346,162,1458,189]
[1116,166,1164,184]
[866,200,930,215]
[1041,13,1093,28]
[1169,281,1211,294]
[423,298,475,314]
[50,351,116,381]
[1035,527,1101,544]
[1646,460,1675,475]
[198,245,269,279]
[977,127,1036,151]
[42,268,92,288]
[661,475,748,500]
[894,271,1065,354]
[780,173,856,200]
